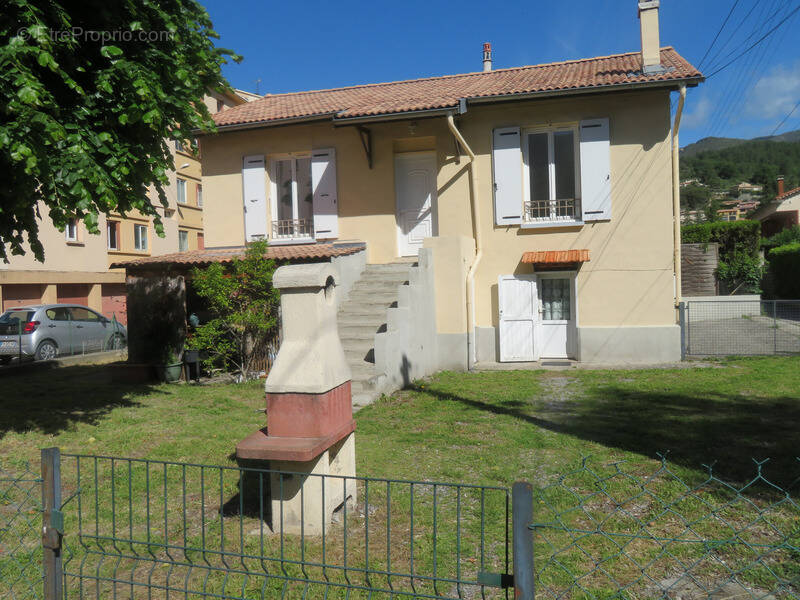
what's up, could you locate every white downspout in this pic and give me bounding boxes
[446,113,482,369]
[672,85,687,310]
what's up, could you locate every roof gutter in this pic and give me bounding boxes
[445,111,482,369]
[331,107,455,126]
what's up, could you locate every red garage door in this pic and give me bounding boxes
[57,284,90,306]
[101,284,127,325]
[2,284,44,311]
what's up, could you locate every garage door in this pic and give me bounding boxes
[101,283,128,325]
[2,284,44,312]
[57,284,90,306]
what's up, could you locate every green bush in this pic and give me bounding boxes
[762,225,800,250]
[766,242,800,299]
[681,220,763,293]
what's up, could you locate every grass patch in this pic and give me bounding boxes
[1,357,799,599]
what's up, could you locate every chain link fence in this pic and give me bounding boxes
[533,456,800,599]
[0,461,43,600]
[682,299,800,356]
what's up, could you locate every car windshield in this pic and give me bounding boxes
[0,310,35,334]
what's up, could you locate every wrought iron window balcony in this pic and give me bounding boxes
[271,218,314,240]
[524,198,580,222]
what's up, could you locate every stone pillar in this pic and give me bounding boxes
[236,263,356,535]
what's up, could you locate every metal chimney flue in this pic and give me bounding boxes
[482,42,492,72]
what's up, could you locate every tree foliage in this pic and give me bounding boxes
[188,242,280,381]
[681,141,800,200]
[0,0,239,261]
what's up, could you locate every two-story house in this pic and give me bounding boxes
[0,89,252,324]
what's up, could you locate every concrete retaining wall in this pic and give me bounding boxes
[684,295,763,323]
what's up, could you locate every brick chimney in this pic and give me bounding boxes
[638,1,663,73]
[482,42,492,72]
[777,175,785,196]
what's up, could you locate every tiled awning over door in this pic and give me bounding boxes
[521,249,590,269]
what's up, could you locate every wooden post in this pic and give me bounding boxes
[41,447,63,600]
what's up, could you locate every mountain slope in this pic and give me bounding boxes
[681,129,800,157]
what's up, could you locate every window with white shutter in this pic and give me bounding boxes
[492,127,523,226]
[242,155,268,241]
[579,118,611,222]
[311,148,339,239]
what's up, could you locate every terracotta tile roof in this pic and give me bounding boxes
[111,244,364,270]
[776,186,800,202]
[521,249,590,265]
[213,48,702,128]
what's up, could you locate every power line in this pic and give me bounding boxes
[771,99,800,135]
[698,0,742,69]
[706,4,800,79]
[703,0,766,74]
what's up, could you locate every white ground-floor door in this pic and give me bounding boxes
[395,153,437,257]
[498,275,539,362]
[537,272,577,359]
[498,272,577,362]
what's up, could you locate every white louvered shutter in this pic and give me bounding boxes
[242,155,268,241]
[579,118,611,222]
[492,127,523,226]
[311,148,338,239]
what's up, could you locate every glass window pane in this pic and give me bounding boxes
[553,131,575,200]
[541,278,571,321]
[179,230,188,251]
[275,159,293,221]
[296,157,313,223]
[177,179,186,204]
[70,308,91,321]
[528,133,550,202]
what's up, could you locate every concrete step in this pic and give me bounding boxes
[337,315,386,329]
[341,338,374,353]
[345,347,374,363]
[352,391,380,410]
[349,280,408,293]
[348,360,379,380]
[345,295,398,308]
[339,323,383,338]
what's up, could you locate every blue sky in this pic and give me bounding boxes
[203,0,800,146]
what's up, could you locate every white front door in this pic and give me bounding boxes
[498,275,539,362]
[537,274,576,359]
[395,153,437,257]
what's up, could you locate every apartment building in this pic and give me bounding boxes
[0,89,253,324]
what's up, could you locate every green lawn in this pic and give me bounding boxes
[1,357,799,599]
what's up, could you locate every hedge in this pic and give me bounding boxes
[767,242,800,299]
[681,220,762,293]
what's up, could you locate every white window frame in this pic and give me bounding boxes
[134,224,148,251]
[178,230,189,252]
[269,153,315,243]
[196,183,203,207]
[177,178,187,204]
[521,124,582,226]
[65,219,78,242]
[107,220,119,250]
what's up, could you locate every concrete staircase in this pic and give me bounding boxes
[338,262,413,410]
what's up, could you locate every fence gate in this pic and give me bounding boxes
[3,449,535,600]
[682,299,800,356]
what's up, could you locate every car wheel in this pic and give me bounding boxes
[107,333,126,350]
[35,340,59,361]
[0,356,11,365]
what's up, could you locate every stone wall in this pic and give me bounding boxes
[681,243,719,297]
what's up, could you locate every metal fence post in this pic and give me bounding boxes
[513,481,534,600]
[678,302,687,360]
[41,447,63,600]
[773,300,778,354]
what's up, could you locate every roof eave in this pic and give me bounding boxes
[199,75,704,133]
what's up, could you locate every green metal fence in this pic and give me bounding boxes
[58,453,512,599]
[4,450,799,599]
[532,456,800,599]
[0,461,43,600]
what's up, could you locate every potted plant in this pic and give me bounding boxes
[155,350,183,383]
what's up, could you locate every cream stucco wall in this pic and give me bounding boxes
[201,89,676,332]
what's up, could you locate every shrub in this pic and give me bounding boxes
[762,225,800,250]
[681,220,763,293]
[188,241,281,380]
[766,242,800,299]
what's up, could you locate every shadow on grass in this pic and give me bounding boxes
[409,383,800,490]
[0,363,158,437]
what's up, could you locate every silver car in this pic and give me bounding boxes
[0,304,127,364]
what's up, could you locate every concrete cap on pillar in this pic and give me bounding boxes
[265,263,352,395]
